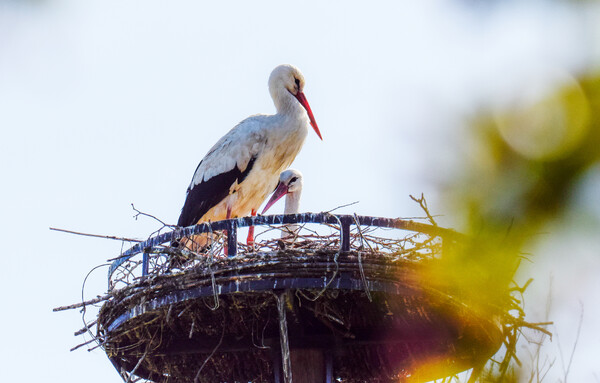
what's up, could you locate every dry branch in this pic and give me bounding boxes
[49,227,142,243]
[53,294,112,312]
[409,193,438,226]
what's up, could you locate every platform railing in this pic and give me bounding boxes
[108,213,460,288]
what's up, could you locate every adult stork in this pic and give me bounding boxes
[177,64,321,249]
[262,169,303,238]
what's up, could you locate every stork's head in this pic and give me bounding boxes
[269,64,306,95]
[262,169,303,214]
[268,65,322,140]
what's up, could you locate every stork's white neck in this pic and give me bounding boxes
[281,189,301,239]
[284,189,301,215]
[262,94,309,161]
[271,88,305,118]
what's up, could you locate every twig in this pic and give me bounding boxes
[510,278,534,294]
[166,304,173,323]
[53,294,112,312]
[127,345,150,383]
[294,213,342,302]
[131,203,175,228]
[564,302,584,382]
[70,337,97,352]
[303,304,345,326]
[189,319,195,339]
[353,213,373,302]
[193,325,225,383]
[80,263,110,344]
[514,320,553,338]
[74,320,97,336]
[251,312,272,350]
[49,227,142,243]
[409,193,437,226]
[87,343,104,352]
[325,201,359,214]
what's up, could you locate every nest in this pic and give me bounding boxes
[99,250,503,383]
[56,213,541,383]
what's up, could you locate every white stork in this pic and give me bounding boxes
[262,169,304,238]
[177,65,321,249]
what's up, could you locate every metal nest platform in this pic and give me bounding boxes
[95,213,504,383]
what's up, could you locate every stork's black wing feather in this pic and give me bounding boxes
[177,157,257,227]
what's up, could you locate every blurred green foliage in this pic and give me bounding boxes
[426,72,600,382]
[441,72,600,290]
[458,72,600,237]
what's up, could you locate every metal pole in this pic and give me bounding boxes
[141,252,149,278]
[326,352,333,383]
[341,216,351,252]
[227,220,238,257]
[276,292,293,383]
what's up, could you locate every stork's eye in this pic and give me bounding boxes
[294,78,300,87]
[289,177,298,184]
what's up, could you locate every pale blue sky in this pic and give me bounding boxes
[1,1,599,381]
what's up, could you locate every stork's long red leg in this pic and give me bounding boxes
[247,209,257,247]
[224,207,232,256]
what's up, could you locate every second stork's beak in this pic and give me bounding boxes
[294,91,322,140]
[262,182,289,214]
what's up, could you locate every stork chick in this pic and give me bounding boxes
[262,169,303,238]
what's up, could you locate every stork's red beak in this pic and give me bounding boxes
[294,91,322,140]
[262,182,289,214]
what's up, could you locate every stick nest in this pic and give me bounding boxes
[56,215,548,382]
